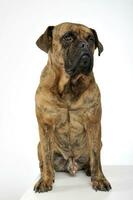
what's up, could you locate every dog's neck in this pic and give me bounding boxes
[56,66,95,98]
[60,73,95,99]
[41,63,95,99]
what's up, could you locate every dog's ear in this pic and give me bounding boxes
[36,26,54,53]
[90,28,104,56]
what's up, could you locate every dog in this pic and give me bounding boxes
[34,22,111,192]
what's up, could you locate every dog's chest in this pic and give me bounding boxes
[53,92,97,159]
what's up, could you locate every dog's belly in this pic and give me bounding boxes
[53,108,89,174]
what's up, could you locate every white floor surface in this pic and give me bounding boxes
[20,166,133,200]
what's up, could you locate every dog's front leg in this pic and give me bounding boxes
[88,122,112,191]
[34,123,54,192]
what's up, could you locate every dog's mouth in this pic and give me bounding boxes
[65,53,93,77]
[79,53,91,69]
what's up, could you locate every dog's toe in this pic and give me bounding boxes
[34,178,53,193]
[92,178,112,192]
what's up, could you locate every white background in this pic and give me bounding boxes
[0,0,133,200]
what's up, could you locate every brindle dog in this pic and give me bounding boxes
[34,22,111,192]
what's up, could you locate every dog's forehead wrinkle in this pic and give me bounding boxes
[53,22,91,38]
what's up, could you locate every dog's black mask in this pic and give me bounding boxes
[61,31,94,77]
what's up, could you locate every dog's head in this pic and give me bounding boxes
[36,22,103,78]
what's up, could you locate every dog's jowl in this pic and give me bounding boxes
[34,22,111,192]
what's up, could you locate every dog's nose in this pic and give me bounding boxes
[79,41,88,49]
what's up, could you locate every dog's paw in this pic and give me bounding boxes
[92,178,112,192]
[34,178,53,193]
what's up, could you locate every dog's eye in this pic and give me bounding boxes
[63,35,73,42]
[87,36,95,43]
[63,32,75,42]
